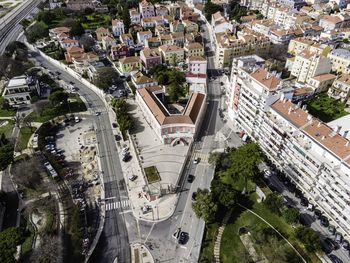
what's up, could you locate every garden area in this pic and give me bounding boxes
[29,94,87,123]
[15,126,36,152]
[0,120,14,138]
[144,166,161,184]
[80,14,111,29]
[197,144,323,263]
[0,98,16,117]
[304,92,349,122]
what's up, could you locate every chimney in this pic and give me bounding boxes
[346,141,350,147]
[336,125,342,134]
[302,104,307,110]
[307,114,312,121]
[343,130,349,138]
[288,107,292,114]
[317,121,321,127]
[297,101,302,108]
[321,136,326,140]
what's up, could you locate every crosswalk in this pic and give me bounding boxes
[105,200,130,211]
[193,151,209,163]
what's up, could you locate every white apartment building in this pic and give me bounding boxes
[227,57,350,237]
[328,49,350,74]
[3,76,39,107]
[328,74,350,103]
[290,50,332,84]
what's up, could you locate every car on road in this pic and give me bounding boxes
[193,158,200,164]
[314,209,322,220]
[321,216,329,227]
[187,174,195,183]
[114,134,121,141]
[329,254,343,263]
[178,232,189,245]
[300,197,308,207]
[335,232,343,244]
[95,112,100,116]
[192,192,197,201]
[263,169,271,178]
[328,225,336,235]
[128,175,137,181]
[322,238,337,254]
[122,154,131,162]
[341,240,349,251]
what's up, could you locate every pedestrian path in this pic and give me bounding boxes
[105,200,130,211]
[193,151,209,163]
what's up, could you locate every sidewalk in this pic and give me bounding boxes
[130,243,154,263]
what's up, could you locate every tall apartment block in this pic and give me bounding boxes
[226,55,350,236]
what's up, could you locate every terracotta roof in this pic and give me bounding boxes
[112,19,123,26]
[50,27,70,34]
[311,73,336,82]
[61,38,78,43]
[212,11,224,20]
[132,72,156,85]
[159,44,183,53]
[321,15,342,24]
[336,74,350,85]
[188,56,206,61]
[141,47,160,57]
[137,88,205,125]
[185,42,203,50]
[293,87,313,96]
[119,56,141,64]
[66,46,84,53]
[138,30,152,36]
[250,68,281,91]
[102,36,115,42]
[96,27,109,33]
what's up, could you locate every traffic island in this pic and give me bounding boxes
[130,243,154,263]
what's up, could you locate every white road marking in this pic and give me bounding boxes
[105,200,130,211]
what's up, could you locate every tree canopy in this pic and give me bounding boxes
[94,67,120,90]
[204,1,223,21]
[283,208,300,224]
[264,192,284,215]
[69,21,85,37]
[25,21,48,43]
[295,226,320,252]
[0,227,24,263]
[49,90,69,107]
[192,188,218,223]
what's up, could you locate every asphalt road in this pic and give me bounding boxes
[28,51,131,263]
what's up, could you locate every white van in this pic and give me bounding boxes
[75,116,80,123]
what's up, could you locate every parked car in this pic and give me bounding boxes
[321,216,329,227]
[192,192,197,201]
[328,225,336,235]
[193,158,200,164]
[335,232,343,244]
[122,154,131,162]
[341,240,349,251]
[314,209,322,220]
[329,254,343,263]
[322,238,337,254]
[128,175,137,181]
[263,169,271,177]
[187,174,195,183]
[178,232,189,245]
[172,227,181,239]
[300,197,308,207]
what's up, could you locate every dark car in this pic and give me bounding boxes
[329,254,343,263]
[192,192,197,201]
[342,240,349,251]
[178,231,189,245]
[187,174,195,183]
[328,225,336,235]
[314,209,322,220]
[295,189,303,198]
[322,238,337,254]
[321,216,329,227]
[114,134,121,141]
[300,197,308,207]
[122,154,131,162]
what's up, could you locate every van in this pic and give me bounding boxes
[75,116,80,123]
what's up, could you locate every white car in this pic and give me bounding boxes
[193,158,200,164]
[263,169,271,177]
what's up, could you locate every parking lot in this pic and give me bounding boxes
[264,166,349,263]
[43,115,101,255]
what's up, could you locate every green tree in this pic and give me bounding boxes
[192,188,218,223]
[228,142,262,193]
[69,21,85,37]
[167,82,185,103]
[0,144,14,170]
[94,67,120,90]
[295,226,320,252]
[264,192,284,215]
[25,21,49,43]
[211,180,237,208]
[111,98,126,110]
[49,90,69,107]
[0,227,24,263]
[283,208,300,224]
[36,10,55,25]
[170,54,178,67]
[204,1,223,21]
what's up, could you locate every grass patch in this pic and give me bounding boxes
[0,119,14,138]
[21,219,35,255]
[304,92,348,122]
[199,222,219,262]
[28,96,87,122]
[144,166,161,184]
[16,126,36,152]
[220,200,321,263]
[80,14,111,29]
